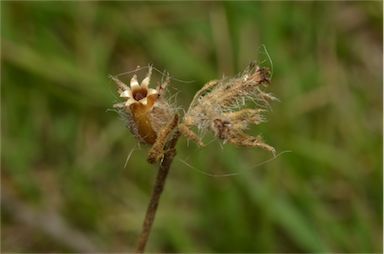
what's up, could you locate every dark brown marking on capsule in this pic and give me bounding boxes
[132,87,148,101]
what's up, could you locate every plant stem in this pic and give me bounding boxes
[135,130,181,253]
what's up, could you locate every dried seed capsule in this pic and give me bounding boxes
[112,66,174,145]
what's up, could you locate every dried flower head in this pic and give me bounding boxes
[179,61,276,155]
[112,61,278,253]
[112,66,175,145]
[112,62,276,164]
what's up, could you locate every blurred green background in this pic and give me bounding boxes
[1,1,382,253]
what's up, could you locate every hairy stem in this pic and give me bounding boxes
[135,130,181,253]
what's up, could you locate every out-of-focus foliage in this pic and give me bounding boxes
[1,2,382,253]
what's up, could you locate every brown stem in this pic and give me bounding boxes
[135,130,181,253]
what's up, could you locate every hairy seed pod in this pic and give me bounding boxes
[180,62,276,155]
[112,66,174,145]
